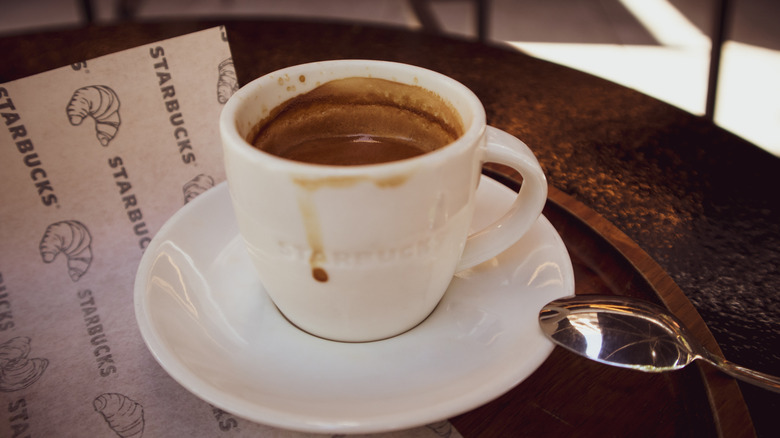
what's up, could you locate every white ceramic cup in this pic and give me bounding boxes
[220,60,547,342]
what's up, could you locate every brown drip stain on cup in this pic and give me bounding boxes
[250,76,463,282]
[293,173,413,282]
[294,184,328,282]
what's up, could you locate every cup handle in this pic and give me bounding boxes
[456,126,548,271]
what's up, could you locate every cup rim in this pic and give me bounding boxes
[220,59,487,176]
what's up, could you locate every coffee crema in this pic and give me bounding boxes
[250,77,463,166]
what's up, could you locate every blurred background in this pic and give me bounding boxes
[1,0,778,157]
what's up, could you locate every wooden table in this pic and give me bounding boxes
[2,20,778,437]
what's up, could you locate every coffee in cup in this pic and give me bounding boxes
[250,77,462,166]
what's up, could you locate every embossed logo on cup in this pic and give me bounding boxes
[277,234,441,267]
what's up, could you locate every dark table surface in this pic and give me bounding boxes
[2,19,778,437]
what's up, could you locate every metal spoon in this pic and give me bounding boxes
[539,295,780,393]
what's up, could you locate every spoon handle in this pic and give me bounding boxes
[703,354,780,393]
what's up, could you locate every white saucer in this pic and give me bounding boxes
[134,176,574,435]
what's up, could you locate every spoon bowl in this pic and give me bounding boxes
[539,295,780,393]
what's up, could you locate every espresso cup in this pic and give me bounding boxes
[220,60,547,342]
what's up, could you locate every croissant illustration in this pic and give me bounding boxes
[183,174,215,203]
[94,393,145,438]
[217,58,238,104]
[0,336,30,368]
[66,85,121,146]
[39,220,93,282]
[0,337,48,392]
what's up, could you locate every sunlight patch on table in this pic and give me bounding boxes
[716,41,780,157]
[506,42,710,116]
